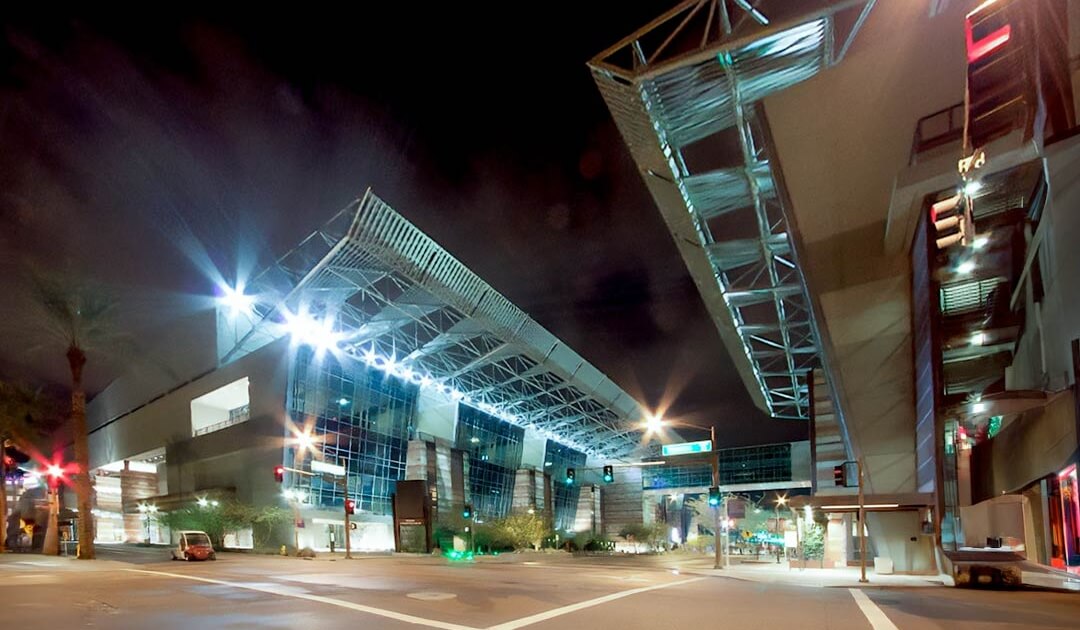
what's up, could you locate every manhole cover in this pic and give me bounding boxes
[407,592,457,601]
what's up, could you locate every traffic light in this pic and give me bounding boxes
[344,499,355,515]
[46,464,64,491]
[708,486,721,507]
[833,464,848,487]
[462,504,473,520]
[602,465,614,484]
[930,193,971,250]
[274,465,285,483]
[565,468,576,485]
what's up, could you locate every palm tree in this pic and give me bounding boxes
[0,381,47,553]
[29,271,126,560]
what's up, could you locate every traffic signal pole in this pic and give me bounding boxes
[858,457,867,583]
[711,425,722,570]
[344,460,353,560]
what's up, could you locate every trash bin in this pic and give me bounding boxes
[873,557,894,574]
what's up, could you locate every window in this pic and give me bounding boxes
[544,440,586,532]
[287,348,417,516]
[190,377,251,437]
[456,405,524,521]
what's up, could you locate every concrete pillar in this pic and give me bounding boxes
[824,514,848,568]
[572,485,598,535]
[433,440,455,508]
[119,461,158,543]
[512,469,539,512]
[600,466,644,537]
[405,440,428,482]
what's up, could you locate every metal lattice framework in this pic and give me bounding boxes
[589,0,873,420]
[223,190,647,459]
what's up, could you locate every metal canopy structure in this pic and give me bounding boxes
[589,0,874,421]
[222,190,647,460]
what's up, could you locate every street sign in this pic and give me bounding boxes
[661,440,713,457]
[312,460,346,476]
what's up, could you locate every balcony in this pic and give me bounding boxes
[910,103,964,166]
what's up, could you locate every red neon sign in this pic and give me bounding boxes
[966,20,1012,63]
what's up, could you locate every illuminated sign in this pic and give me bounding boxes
[311,460,346,476]
[661,440,713,457]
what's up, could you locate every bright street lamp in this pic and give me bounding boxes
[644,413,665,434]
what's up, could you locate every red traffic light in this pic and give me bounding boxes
[274,465,285,483]
[46,463,65,490]
[344,499,356,515]
[833,464,847,487]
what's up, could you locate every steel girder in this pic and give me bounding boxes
[225,190,647,459]
[588,0,873,421]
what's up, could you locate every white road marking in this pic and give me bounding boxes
[849,588,899,630]
[484,577,706,630]
[125,569,477,630]
[407,592,458,601]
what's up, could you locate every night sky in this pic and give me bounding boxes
[0,5,806,448]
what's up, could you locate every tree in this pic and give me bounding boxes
[0,382,42,552]
[28,270,129,560]
[159,499,289,549]
[493,512,550,551]
[619,523,653,553]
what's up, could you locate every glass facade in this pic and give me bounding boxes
[642,464,713,490]
[544,440,586,532]
[287,347,418,516]
[642,443,794,490]
[718,443,792,485]
[456,404,524,521]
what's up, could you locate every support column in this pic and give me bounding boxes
[512,469,539,512]
[573,485,597,535]
[600,466,644,537]
[119,461,158,543]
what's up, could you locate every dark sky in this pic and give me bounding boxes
[0,5,806,448]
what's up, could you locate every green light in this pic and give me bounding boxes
[988,415,1002,438]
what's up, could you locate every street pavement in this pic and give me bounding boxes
[2,547,1080,629]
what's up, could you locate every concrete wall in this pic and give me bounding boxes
[1009,135,1080,392]
[520,428,547,470]
[763,0,970,494]
[414,389,457,442]
[87,310,218,434]
[970,390,1077,501]
[600,466,643,537]
[88,338,292,515]
[867,511,937,574]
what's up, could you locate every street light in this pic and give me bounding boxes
[640,412,724,570]
[138,503,158,543]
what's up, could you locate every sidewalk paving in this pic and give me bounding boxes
[676,557,952,588]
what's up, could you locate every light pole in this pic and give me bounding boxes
[643,414,723,569]
[774,495,787,564]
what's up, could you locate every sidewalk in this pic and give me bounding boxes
[675,557,952,588]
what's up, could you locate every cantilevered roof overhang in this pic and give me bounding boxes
[589,0,874,424]
[221,190,648,460]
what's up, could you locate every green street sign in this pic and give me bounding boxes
[661,440,713,457]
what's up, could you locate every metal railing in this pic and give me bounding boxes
[910,102,964,165]
[193,405,250,437]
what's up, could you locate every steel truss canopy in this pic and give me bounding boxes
[222,190,647,459]
[589,0,874,420]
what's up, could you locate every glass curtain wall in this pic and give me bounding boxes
[287,347,418,516]
[543,440,586,532]
[456,405,524,521]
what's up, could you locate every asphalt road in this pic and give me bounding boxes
[3,548,1080,629]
